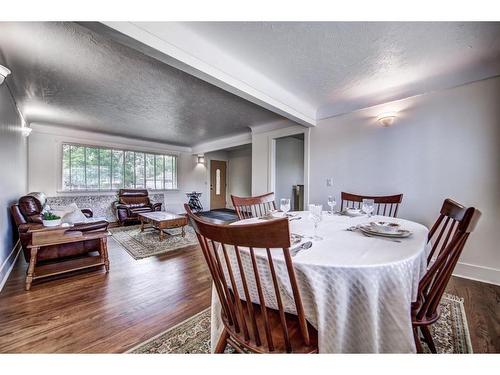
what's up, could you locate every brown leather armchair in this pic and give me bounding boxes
[113,189,162,225]
[10,192,109,263]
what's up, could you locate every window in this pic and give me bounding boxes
[62,143,178,191]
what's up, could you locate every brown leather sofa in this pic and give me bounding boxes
[112,189,162,225]
[10,192,109,263]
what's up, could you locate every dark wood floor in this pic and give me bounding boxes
[0,239,212,353]
[0,238,498,353]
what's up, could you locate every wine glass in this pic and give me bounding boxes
[308,204,323,240]
[280,198,291,216]
[362,199,375,218]
[327,195,337,215]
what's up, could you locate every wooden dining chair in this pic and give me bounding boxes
[231,192,277,220]
[340,192,403,217]
[412,198,481,353]
[184,204,318,354]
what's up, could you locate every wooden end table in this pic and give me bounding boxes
[26,224,110,291]
[138,212,188,241]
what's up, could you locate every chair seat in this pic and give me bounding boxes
[223,300,318,354]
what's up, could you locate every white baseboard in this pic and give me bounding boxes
[453,261,500,286]
[0,240,21,293]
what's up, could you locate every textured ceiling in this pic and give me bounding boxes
[0,22,283,146]
[136,21,500,120]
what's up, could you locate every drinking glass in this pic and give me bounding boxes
[308,204,323,240]
[280,198,291,216]
[362,199,375,217]
[327,195,337,215]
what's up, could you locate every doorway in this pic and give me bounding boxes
[274,134,305,211]
[210,160,227,209]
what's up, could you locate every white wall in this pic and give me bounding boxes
[308,77,500,285]
[275,137,304,207]
[28,124,207,214]
[227,145,252,207]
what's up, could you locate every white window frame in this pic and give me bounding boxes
[61,142,178,192]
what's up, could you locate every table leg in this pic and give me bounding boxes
[25,247,38,291]
[100,237,110,272]
[181,225,186,238]
[159,228,165,241]
[140,217,145,232]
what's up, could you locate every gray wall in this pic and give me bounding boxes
[309,76,500,283]
[227,145,252,207]
[0,84,27,284]
[275,137,304,209]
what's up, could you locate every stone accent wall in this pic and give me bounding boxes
[47,193,165,222]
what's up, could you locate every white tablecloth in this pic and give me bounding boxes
[210,212,429,353]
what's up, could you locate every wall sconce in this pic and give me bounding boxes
[377,112,398,127]
[197,154,205,164]
[0,64,11,85]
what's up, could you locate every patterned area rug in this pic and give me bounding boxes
[127,294,472,354]
[110,225,198,259]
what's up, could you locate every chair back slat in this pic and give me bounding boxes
[221,244,249,340]
[415,199,481,322]
[249,246,274,350]
[232,193,277,220]
[210,239,240,333]
[266,247,292,352]
[234,245,261,345]
[340,192,403,218]
[185,203,313,353]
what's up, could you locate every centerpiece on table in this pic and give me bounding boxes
[42,212,62,227]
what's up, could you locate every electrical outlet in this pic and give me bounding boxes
[326,178,333,187]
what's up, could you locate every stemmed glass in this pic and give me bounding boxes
[280,198,291,216]
[327,195,337,215]
[308,204,323,240]
[362,199,375,218]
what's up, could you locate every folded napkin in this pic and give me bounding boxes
[290,241,313,257]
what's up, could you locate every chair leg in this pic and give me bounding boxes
[413,327,423,353]
[421,325,437,353]
[215,329,229,353]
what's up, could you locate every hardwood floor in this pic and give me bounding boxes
[446,276,500,353]
[0,238,498,353]
[0,238,212,353]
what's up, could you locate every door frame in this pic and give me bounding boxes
[269,128,310,208]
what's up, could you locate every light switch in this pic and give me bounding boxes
[326,178,333,187]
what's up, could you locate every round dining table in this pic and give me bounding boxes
[210,211,430,353]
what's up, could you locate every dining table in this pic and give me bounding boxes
[209,211,430,353]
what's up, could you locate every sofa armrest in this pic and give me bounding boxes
[152,202,162,211]
[81,208,93,218]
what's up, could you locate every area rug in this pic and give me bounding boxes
[127,294,472,354]
[110,225,199,260]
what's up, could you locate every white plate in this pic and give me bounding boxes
[341,209,364,217]
[359,224,412,238]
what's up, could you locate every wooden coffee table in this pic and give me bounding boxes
[138,211,188,241]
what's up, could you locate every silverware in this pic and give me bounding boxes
[289,217,302,221]
[290,241,313,257]
[291,232,313,239]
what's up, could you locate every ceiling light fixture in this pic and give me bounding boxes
[197,154,205,164]
[377,112,398,127]
[0,64,11,85]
